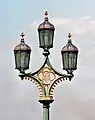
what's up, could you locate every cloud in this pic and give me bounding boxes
[31,16,95,36]
[52,88,95,120]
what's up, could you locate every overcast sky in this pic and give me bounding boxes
[0,0,95,120]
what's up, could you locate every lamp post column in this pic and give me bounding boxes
[39,100,53,120]
[43,103,50,120]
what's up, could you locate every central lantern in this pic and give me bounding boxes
[38,11,55,52]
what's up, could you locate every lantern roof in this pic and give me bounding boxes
[14,33,31,53]
[38,11,55,30]
[61,33,78,52]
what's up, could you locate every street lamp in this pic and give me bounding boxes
[14,11,79,120]
[38,11,55,55]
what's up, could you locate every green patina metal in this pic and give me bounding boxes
[43,103,49,120]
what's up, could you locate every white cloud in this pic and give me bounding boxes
[51,18,70,26]
[31,16,95,36]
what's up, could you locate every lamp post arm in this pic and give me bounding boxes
[24,73,46,96]
[48,77,65,96]
[25,73,42,85]
[30,56,48,76]
[47,57,73,79]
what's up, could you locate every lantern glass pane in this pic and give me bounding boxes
[20,52,30,70]
[39,29,54,48]
[39,30,44,47]
[20,51,30,70]
[24,52,30,69]
[14,51,21,69]
[68,52,77,69]
[20,52,25,68]
[68,52,73,69]
[62,52,69,69]
[49,30,54,47]
[44,30,49,46]
[73,53,78,69]
[44,30,54,47]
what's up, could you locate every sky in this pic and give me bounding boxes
[0,0,95,120]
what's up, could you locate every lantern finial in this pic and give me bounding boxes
[20,32,25,42]
[44,11,48,21]
[68,33,72,41]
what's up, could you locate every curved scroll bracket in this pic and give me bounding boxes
[30,56,48,76]
[49,77,66,96]
[47,57,74,80]
[19,73,46,97]
[18,55,74,100]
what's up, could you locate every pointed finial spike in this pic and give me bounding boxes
[20,32,25,42]
[44,11,48,21]
[20,32,25,38]
[45,11,48,16]
[68,32,72,40]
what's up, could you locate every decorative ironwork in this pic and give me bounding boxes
[49,77,65,96]
[24,75,44,97]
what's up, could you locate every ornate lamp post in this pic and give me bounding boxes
[14,11,78,120]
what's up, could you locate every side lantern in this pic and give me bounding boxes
[14,33,31,73]
[61,33,78,74]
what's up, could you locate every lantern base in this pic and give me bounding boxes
[66,70,74,81]
[19,72,25,80]
[43,50,50,56]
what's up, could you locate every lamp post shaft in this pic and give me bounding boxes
[43,103,50,120]
[39,100,53,120]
